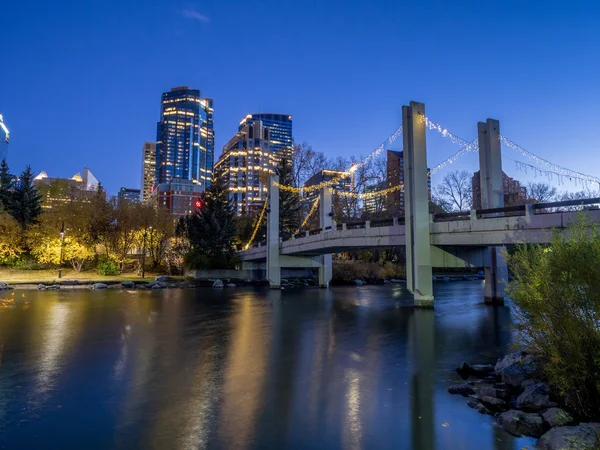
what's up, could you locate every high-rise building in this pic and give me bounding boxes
[155,86,214,189]
[386,150,431,214]
[303,169,353,203]
[141,142,156,203]
[215,118,278,215]
[472,170,527,209]
[0,114,10,160]
[364,181,387,215]
[153,178,204,216]
[118,187,141,204]
[238,113,292,163]
[34,168,101,209]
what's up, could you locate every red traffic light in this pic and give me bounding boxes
[194,199,203,210]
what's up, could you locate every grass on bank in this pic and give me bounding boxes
[0,268,177,285]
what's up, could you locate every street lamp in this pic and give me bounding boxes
[58,221,65,279]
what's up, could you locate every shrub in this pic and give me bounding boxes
[97,257,120,276]
[332,260,383,284]
[506,215,600,418]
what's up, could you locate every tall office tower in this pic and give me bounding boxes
[118,187,141,204]
[386,150,430,215]
[238,113,292,163]
[155,87,214,189]
[0,114,10,160]
[141,142,156,202]
[215,118,276,215]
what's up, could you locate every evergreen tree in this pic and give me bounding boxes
[183,179,237,268]
[0,159,14,211]
[10,165,42,228]
[277,158,301,239]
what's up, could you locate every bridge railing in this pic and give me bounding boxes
[433,197,600,222]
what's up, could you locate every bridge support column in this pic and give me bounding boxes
[267,175,281,289]
[403,101,434,308]
[478,119,508,304]
[318,186,333,288]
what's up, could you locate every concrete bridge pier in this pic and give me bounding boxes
[318,186,333,288]
[403,101,434,308]
[478,119,508,304]
[267,175,281,289]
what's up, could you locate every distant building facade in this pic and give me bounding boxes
[215,118,278,215]
[364,181,387,215]
[34,168,100,209]
[386,150,431,214]
[303,169,353,203]
[0,114,9,160]
[472,171,528,209]
[141,142,156,203]
[239,113,293,163]
[153,178,204,216]
[155,87,214,190]
[118,187,140,203]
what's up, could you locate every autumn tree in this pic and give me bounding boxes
[0,212,23,262]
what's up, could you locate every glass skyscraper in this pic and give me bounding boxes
[238,113,292,162]
[155,87,214,189]
[0,114,10,160]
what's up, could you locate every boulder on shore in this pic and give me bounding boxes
[212,279,224,288]
[479,385,510,401]
[500,363,528,388]
[92,283,108,290]
[37,284,47,291]
[517,382,556,411]
[448,383,475,397]
[155,275,171,282]
[497,410,546,438]
[0,282,10,290]
[147,281,167,289]
[467,398,493,415]
[537,423,600,450]
[541,408,573,428]
[470,394,508,412]
[121,281,135,289]
[495,351,526,373]
[48,284,60,290]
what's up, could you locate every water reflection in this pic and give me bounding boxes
[0,284,536,450]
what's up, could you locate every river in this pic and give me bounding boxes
[0,283,536,450]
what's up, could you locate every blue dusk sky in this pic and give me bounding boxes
[1,0,599,194]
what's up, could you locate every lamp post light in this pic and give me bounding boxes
[58,221,65,279]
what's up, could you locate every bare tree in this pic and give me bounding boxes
[433,170,473,211]
[291,142,327,188]
[527,182,557,203]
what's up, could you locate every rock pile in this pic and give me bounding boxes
[448,351,600,449]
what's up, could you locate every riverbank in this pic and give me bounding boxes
[449,351,600,449]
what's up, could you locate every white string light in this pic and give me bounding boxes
[500,135,600,188]
[422,117,478,175]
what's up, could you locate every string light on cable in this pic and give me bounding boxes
[422,117,479,176]
[243,200,268,250]
[274,125,403,194]
[298,197,320,232]
[334,184,403,199]
[500,135,600,187]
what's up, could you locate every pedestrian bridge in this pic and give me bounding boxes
[240,203,600,261]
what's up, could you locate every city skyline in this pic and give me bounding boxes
[1,1,599,195]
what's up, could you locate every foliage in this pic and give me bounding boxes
[0,159,14,212]
[0,212,24,262]
[97,256,120,276]
[9,165,42,228]
[332,260,383,284]
[433,170,472,212]
[180,179,237,269]
[277,158,301,239]
[506,215,600,418]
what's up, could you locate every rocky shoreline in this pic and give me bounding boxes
[449,351,600,449]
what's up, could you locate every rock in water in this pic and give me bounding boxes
[500,364,528,388]
[456,362,473,379]
[497,410,546,438]
[37,284,47,291]
[471,364,495,377]
[538,424,600,450]
[467,398,493,415]
[212,279,224,288]
[495,351,526,373]
[0,282,9,290]
[121,281,135,288]
[226,283,236,288]
[92,283,107,290]
[517,382,556,411]
[155,275,170,282]
[540,408,573,428]
[447,383,475,396]
[479,386,510,401]
[471,395,508,411]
